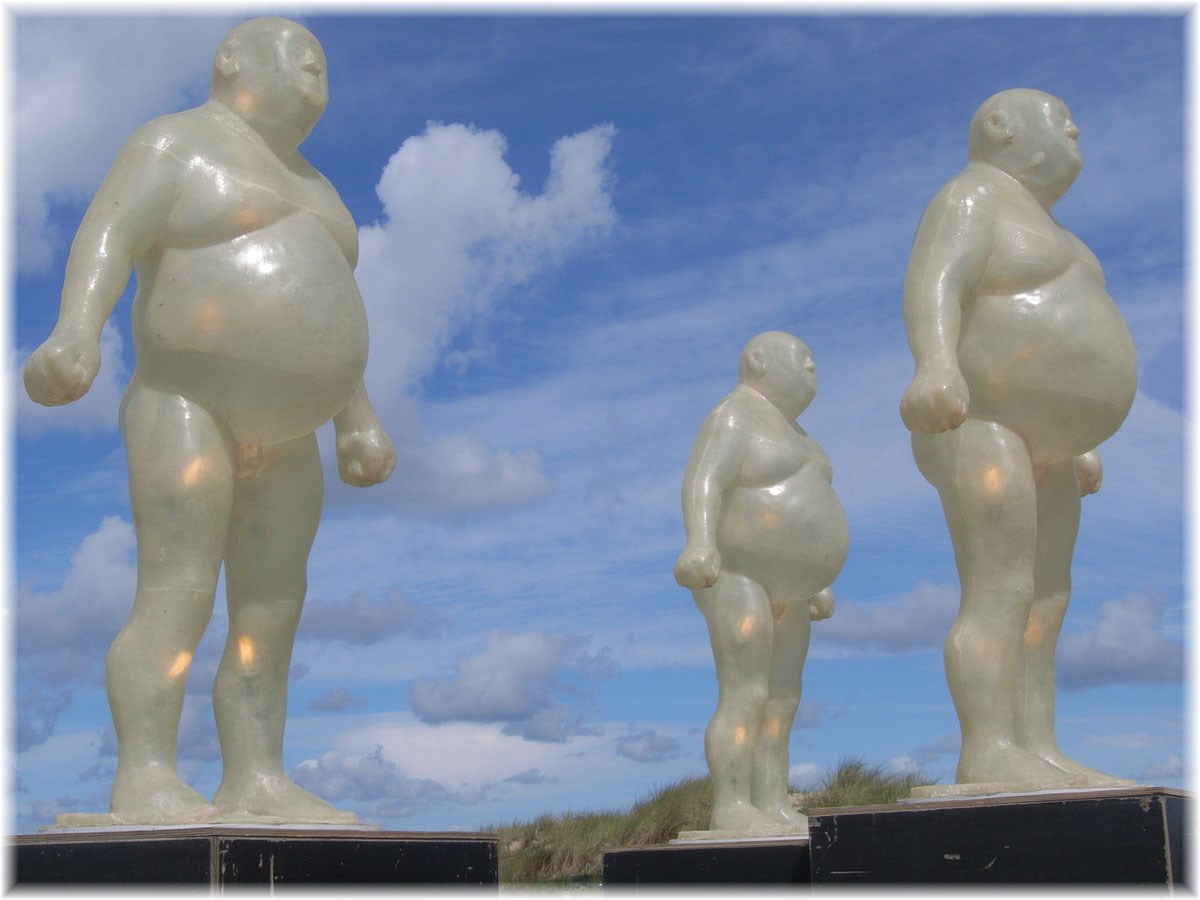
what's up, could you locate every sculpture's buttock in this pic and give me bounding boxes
[133,212,368,445]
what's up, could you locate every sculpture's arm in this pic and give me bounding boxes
[899,182,993,434]
[24,125,176,406]
[333,380,396,487]
[673,407,746,590]
[1074,449,1103,496]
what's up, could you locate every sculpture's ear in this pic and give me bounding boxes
[744,346,768,377]
[981,109,1014,146]
[214,44,238,79]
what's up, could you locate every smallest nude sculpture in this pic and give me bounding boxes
[675,332,848,834]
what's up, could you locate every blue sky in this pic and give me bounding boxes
[10,8,1187,834]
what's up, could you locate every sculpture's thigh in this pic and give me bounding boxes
[120,377,235,596]
[913,418,1038,615]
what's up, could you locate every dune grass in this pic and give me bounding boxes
[489,758,929,885]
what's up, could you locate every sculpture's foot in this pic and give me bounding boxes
[708,800,779,833]
[1038,749,1135,786]
[214,773,359,825]
[957,743,1087,791]
[110,765,220,825]
[757,801,808,829]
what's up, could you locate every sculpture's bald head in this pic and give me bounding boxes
[738,331,817,419]
[966,88,1082,206]
[210,17,328,149]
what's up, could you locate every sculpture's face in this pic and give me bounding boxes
[1008,93,1082,200]
[232,23,328,142]
[764,338,817,418]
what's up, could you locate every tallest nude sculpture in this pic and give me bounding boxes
[900,89,1137,792]
[23,18,396,825]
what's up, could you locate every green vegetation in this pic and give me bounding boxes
[489,758,930,885]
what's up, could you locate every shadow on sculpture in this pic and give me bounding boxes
[674,332,848,836]
[900,89,1137,796]
[23,18,396,825]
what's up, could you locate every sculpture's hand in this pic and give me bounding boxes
[809,587,835,621]
[900,368,969,434]
[674,544,721,590]
[336,426,396,487]
[1074,450,1103,496]
[23,332,101,406]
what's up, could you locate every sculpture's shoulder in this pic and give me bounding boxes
[122,106,212,160]
[924,164,1002,218]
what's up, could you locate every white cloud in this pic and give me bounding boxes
[298,588,452,646]
[16,516,136,686]
[408,630,614,742]
[615,728,681,764]
[15,322,128,436]
[1057,592,1184,690]
[788,761,823,788]
[349,121,616,514]
[815,582,958,654]
[1137,753,1184,782]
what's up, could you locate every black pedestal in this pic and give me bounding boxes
[603,837,810,885]
[808,786,1188,886]
[12,826,499,887]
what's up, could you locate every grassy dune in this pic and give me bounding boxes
[490,758,929,885]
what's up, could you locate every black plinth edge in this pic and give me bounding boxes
[603,837,811,885]
[11,826,500,886]
[807,785,1189,886]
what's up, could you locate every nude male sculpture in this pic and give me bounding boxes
[24,18,396,824]
[901,89,1137,791]
[675,332,847,833]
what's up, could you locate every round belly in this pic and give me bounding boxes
[959,275,1137,464]
[133,217,369,444]
[717,475,849,599]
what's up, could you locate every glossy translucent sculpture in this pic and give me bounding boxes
[675,332,848,835]
[900,89,1137,795]
[24,18,396,825]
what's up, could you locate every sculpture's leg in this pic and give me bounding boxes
[913,420,1079,788]
[107,379,232,823]
[211,433,357,823]
[695,572,778,832]
[1017,460,1133,785]
[751,598,810,828]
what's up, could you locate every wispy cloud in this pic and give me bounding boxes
[298,589,453,646]
[815,583,958,654]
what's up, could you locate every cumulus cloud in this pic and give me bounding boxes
[408,630,615,742]
[358,121,616,402]
[298,589,452,646]
[352,121,616,513]
[17,516,136,686]
[1057,592,1183,690]
[615,728,681,764]
[308,687,366,714]
[816,582,958,653]
[1138,753,1184,782]
[15,322,128,436]
[16,16,236,270]
[292,745,457,820]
